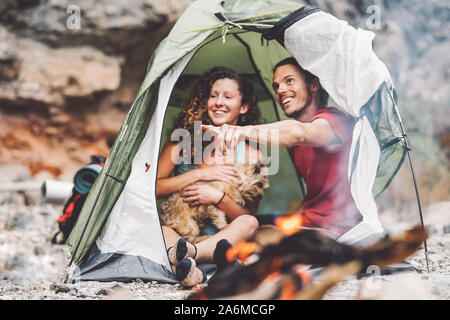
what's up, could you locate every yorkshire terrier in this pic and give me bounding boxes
[159,161,269,244]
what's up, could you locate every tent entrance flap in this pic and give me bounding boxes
[94,51,196,269]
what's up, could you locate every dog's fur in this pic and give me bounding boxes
[159,162,269,244]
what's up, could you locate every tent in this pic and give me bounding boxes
[63,0,414,283]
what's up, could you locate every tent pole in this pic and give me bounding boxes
[385,83,430,273]
[404,146,430,272]
[62,96,141,283]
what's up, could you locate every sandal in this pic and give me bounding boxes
[167,237,198,266]
[175,257,207,287]
[213,239,233,271]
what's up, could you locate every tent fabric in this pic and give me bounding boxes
[66,86,159,265]
[283,11,391,117]
[361,80,405,197]
[341,114,384,244]
[75,243,177,283]
[95,52,195,268]
[136,0,303,101]
[65,0,406,283]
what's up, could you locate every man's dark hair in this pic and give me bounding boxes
[273,57,329,107]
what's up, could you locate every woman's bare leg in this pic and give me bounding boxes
[162,226,182,273]
[162,226,181,251]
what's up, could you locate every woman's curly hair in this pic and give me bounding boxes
[168,67,260,158]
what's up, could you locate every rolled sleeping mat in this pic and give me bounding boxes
[41,180,74,204]
[73,163,103,194]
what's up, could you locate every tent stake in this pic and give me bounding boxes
[385,83,430,273]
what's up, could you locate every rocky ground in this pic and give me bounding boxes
[324,202,450,300]
[0,178,449,300]
[0,188,192,300]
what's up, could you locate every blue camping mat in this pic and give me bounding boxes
[73,163,103,194]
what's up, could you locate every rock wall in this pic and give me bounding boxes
[0,0,193,180]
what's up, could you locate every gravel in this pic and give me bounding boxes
[0,189,448,300]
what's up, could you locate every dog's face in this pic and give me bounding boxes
[234,161,269,202]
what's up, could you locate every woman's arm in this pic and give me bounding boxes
[217,194,254,219]
[156,143,239,198]
[219,195,261,220]
[221,144,264,219]
[156,143,202,198]
[183,145,263,220]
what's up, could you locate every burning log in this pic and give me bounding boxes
[251,224,285,251]
[216,261,361,300]
[294,261,362,300]
[188,225,427,300]
[218,274,293,300]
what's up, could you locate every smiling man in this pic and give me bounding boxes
[202,57,362,237]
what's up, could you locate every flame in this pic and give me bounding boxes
[225,241,256,262]
[280,278,297,300]
[275,214,303,235]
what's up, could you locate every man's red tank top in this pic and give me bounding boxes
[290,107,362,236]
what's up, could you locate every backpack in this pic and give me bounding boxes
[51,155,105,244]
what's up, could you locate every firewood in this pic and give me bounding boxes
[218,274,287,300]
[188,225,427,300]
[294,261,362,300]
[218,261,361,300]
[353,225,428,269]
[250,225,284,253]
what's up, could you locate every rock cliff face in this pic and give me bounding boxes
[0,0,192,180]
[0,0,448,201]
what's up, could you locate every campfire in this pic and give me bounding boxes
[188,215,427,300]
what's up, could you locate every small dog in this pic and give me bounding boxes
[159,161,269,244]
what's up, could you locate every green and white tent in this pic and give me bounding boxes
[64,0,408,283]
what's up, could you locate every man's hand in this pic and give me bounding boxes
[201,124,248,158]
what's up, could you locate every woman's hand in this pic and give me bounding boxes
[196,165,239,184]
[181,185,224,207]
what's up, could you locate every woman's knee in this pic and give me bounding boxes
[233,214,259,235]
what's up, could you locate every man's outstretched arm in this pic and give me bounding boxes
[202,119,339,151]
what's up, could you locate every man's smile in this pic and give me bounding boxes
[281,97,293,106]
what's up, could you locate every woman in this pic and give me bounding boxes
[156,67,263,286]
